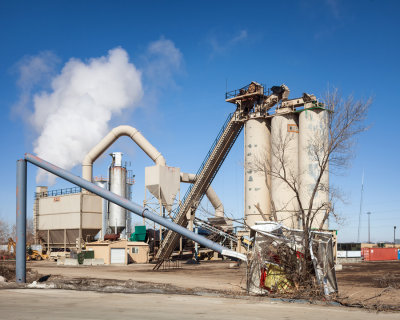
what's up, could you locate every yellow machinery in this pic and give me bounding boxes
[26,243,48,261]
[8,238,48,261]
[7,238,16,254]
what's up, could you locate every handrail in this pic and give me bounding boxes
[34,187,82,199]
[225,83,269,99]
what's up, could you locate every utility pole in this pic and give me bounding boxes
[394,226,397,245]
[357,170,364,243]
[366,212,371,243]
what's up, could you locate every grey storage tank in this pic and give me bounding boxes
[108,152,127,234]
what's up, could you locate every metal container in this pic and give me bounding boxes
[363,248,398,261]
[95,180,108,240]
[271,110,299,228]
[108,152,127,234]
[244,118,271,227]
[298,107,329,229]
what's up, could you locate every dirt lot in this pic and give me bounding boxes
[1,260,400,311]
[336,261,400,310]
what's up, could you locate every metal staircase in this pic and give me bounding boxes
[154,111,243,269]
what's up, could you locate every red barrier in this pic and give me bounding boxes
[362,248,398,261]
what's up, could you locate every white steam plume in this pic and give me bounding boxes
[31,47,143,184]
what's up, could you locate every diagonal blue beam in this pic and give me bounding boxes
[24,153,246,263]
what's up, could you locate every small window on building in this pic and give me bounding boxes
[132,247,139,254]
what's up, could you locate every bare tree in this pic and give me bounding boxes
[251,89,371,278]
[26,218,34,244]
[0,218,10,244]
[0,217,34,245]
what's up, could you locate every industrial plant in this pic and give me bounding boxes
[25,82,333,272]
[9,81,398,306]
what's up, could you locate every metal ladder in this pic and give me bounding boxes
[154,111,243,269]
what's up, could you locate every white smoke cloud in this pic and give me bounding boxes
[29,47,143,184]
[138,38,183,110]
[145,38,183,81]
[12,51,59,119]
[142,38,183,92]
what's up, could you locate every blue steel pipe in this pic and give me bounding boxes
[24,154,246,262]
[16,159,27,283]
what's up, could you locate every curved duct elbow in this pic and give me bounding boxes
[82,125,166,181]
[205,187,224,218]
[180,172,224,217]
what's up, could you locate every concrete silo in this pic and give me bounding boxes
[271,108,299,228]
[244,118,271,227]
[298,107,329,229]
[108,152,127,234]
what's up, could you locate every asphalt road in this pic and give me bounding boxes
[0,289,398,320]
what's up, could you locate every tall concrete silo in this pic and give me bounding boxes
[298,107,329,229]
[108,152,127,234]
[244,118,271,227]
[271,109,299,228]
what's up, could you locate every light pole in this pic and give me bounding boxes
[366,212,371,243]
[394,226,397,245]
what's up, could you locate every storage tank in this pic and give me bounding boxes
[108,152,127,234]
[271,109,299,228]
[94,179,108,240]
[298,107,329,229]
[125,182,132,235]
[244,118,271,227]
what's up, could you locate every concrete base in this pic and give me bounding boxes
[63,258,79,266]
[337,257,362,264]
[83,258,105,266]
[334,264,343,271]
[92,258,104,265]
[82,259,92,266]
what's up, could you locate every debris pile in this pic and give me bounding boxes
[246,222,337,298]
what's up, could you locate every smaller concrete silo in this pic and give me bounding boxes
[244,118,271,227]
[108,152,127,234]
[298,107,329,229]
[271,108,299,228]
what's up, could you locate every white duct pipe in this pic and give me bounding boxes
[180,172,224,217]
[82,126,223,218]
[82,125,166,181]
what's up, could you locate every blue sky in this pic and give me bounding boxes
[0,0,399,243]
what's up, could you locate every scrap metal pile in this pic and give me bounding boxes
[247,222,337,296]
